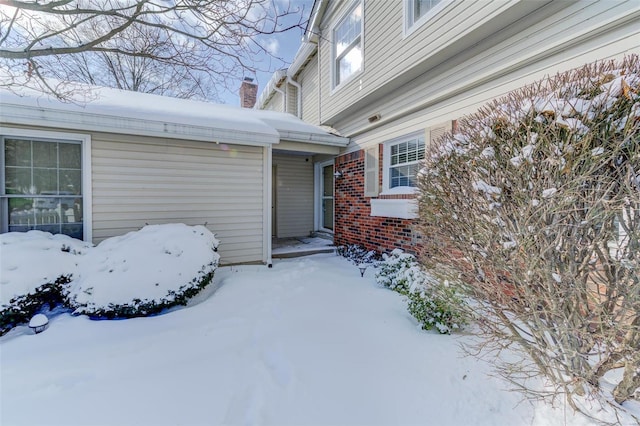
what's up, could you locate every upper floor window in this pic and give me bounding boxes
[333,2,363,88]
[383,132,425,192]
[405,0,446,32]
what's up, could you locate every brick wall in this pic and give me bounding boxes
[334,148,423,256]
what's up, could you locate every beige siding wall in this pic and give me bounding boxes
[91,133,265,265]
[342,2,640,150]
[286,83,298,116]
[273,153,314,238]
[318,0,509,121]
[264,84,297,115]
[298,53,320,125]
[316,0,639,127]
[264,90,285,113]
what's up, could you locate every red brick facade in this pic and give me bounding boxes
[333,147,423,256]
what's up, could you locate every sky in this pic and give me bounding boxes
[0,0,315,107]
[221,0,316,106]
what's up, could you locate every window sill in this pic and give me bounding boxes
[330,70,363,95]
[379,186,418,196]
[370,198,418,219]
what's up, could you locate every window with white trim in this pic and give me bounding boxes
[2,135,85,239]
[405,0,445,31]
[383,132,425,192]
[333,2,363,88]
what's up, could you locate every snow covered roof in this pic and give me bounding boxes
[0,82,348,147]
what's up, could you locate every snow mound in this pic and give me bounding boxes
[65,224,220,317]
[0,231,91,306]
[0,224,220,331]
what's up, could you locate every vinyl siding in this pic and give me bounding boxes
[273,153,314,238]
[316,0,640,148]
[319,0,514,121]
[364,0,508,92]
[286,83,298,116]
[298,53,320,125]
[317,0,639,128]
[91,133,265,265]
[263,90,285,113]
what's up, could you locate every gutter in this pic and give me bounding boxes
[285,41,317,118]
[255,69,287,110]
[288,42,317,78]
[1,103,280,147]
[277,130,349,147]
[256,40,316,115]
[304,0,328,43]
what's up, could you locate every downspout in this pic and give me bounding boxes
[317,37,322,124]
[264,144,273,267]
[286,76,302,118]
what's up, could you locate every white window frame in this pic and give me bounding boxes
[381,131,425,195]
[403,0,451,37]
[332,1,364,90]
[0,127,92,242]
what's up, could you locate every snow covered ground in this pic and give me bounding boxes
[3,251,633,426]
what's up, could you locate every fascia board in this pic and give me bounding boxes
[1,103,280,147]
[287,42,318,78]
[277,130,349,147]
[255,69,287,110]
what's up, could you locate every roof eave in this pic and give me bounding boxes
[278,130,349,147]
[255,69,287,110]
[1,103,280,147]
[287,42,317,78]
[304,0,328,44]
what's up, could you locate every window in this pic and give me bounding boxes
[333,2,363,87]
[405,0,446,31]
[384,133,425,191]
[1,132,88,240]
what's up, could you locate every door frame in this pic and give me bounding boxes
[314,159,335,233]
[271,165,277,237]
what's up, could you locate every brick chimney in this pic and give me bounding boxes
[239,77,258,108]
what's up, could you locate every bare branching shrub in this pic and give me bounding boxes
[418,55,640,421]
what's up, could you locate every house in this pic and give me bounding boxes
[0,83,348,265]
[257,0,640,255]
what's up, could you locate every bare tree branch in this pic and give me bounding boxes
[0,0,306,100]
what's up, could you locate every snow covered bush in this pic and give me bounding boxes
[376,249,466,334]
[0,224,220,333]
[0,231,90,335]
[0,276,70,335]
[376,249,435,294]
[336,244,380,265]
[63,224,220,318]
[407,284,466,334]
[418,55,640,416]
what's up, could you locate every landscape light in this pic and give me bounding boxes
[29,314,49,334]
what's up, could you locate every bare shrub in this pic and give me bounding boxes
[418,55,640,421]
